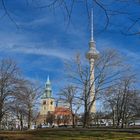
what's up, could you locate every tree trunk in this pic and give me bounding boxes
[20,114,23,130]
[28,108,31,129]
[116,116,120,128]
[83,111,89,128]
[72,114,75,128]
[0,120,2,130]
[0,103,4,130]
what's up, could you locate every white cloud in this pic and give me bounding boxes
[0,28,74,61]
[0,43,72,60]
[0,40,72,60]
[16,46,71,60]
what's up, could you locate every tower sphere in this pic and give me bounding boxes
[86,48,99,60]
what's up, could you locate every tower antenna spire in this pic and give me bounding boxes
[91,8,94,42]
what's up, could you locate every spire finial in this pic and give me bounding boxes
[46,75,50,85]
[91,8,94,42]
[47,75,50,82]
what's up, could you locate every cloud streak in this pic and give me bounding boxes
[0,44,72,60]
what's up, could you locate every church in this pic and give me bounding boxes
[36,76,72,127]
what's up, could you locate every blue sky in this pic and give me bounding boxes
[0,0,140,105]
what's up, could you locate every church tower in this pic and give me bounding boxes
[86,10,99,113]
[40,76,55,115]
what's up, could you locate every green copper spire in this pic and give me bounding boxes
[42,76,52,99]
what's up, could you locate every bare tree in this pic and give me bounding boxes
[59,85,81,128]
[66,49,126,127]
[22,82,41,129]
[104,74,139,128]
[10,99,27,130]
[1,0,140,35]
[0,58,21,129]
[35,0,140,35]
[130,90,140,117]
[10,81,41,129]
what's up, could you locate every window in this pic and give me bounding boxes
[50,101,53,105]
[43,101,46,105]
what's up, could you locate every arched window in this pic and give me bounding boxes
[50,101,53,105]
[43,101,46,105]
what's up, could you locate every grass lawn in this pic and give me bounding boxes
[0,128,140,140]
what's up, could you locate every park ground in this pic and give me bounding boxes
[0,128,140,140]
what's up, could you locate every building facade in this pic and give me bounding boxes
[36,76,72,126]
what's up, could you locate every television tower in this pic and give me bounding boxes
[86,9,99,113]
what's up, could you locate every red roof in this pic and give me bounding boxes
[54,107,71,115]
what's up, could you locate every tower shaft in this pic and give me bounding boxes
[89,58,96,113]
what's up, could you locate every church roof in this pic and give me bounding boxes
[54,107,71,115]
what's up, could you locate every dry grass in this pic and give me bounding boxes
[0,128,140,140]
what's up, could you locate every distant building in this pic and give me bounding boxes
[129,117,140,126]
[53,107,72,126]
[36,76,72,126]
